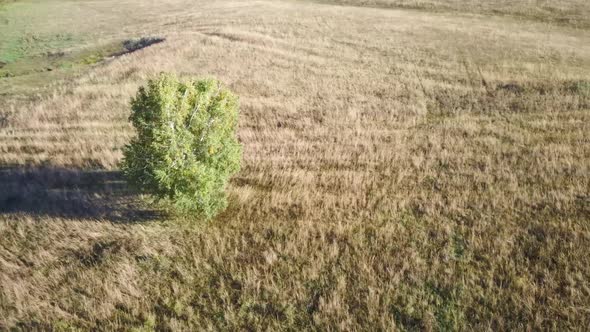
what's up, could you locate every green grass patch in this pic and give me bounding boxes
[0,32,78,64]
[0,41,124,77]
[0,35,165,79]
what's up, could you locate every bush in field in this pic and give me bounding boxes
[121,73,242,218]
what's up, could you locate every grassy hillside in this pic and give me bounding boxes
[1,0,589,330]
[317,0,590,28]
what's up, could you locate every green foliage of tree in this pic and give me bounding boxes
[121,73,242,218]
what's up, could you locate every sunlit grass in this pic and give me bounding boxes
[0,0,589,330]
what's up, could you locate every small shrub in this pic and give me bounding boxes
[111,37,166,57]
[123,37,165,53]
[121,73,242,218]
[572,80,590,97]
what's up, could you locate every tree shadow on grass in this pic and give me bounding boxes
[0,166,163,223]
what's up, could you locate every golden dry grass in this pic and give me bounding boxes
[1,0,590,330]
[319,0,590,28]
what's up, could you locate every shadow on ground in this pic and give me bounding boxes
[0,166,162,222]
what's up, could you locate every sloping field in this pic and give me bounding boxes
[318,0,590,28]
[1,0,589,330]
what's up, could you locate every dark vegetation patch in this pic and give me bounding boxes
[113,37,166,57]
[496,82,525,94]
[74,240,123,267]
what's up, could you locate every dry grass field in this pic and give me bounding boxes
[1,0,589,330]
[319,0,590,28]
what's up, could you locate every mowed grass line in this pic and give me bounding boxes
[1,0,590,330]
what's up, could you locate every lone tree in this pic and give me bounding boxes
[121,73,242,218]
